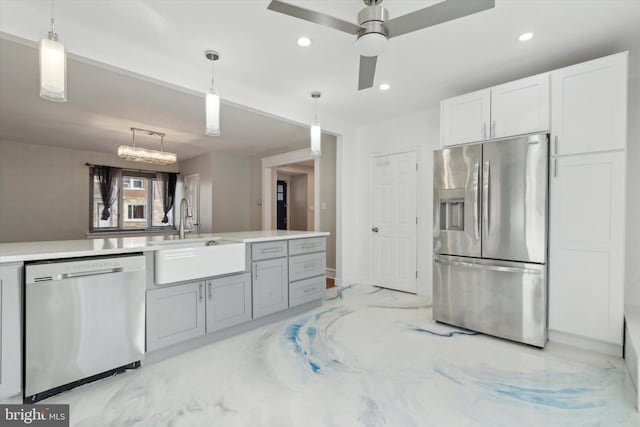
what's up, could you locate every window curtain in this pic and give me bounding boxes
[95,166,121,220]
[156,172,178,224]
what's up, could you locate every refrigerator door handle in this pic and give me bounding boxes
[483,160,490,239]
[474,161,481,240]
[434,258,543,275]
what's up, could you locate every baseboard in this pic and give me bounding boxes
[326,268,336,279]
[548,329,622,357]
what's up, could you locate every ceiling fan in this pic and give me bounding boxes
[267,0,495,90]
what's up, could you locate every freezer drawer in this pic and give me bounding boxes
[433,255,547,347]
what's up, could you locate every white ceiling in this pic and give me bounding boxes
[0,37,311,159]
[1,0,640,136]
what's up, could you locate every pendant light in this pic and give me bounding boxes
[118,128,177,165]
[310,91,321,157]
[40,0,67,102]
[205,50,221,136]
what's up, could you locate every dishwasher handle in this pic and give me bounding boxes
[31,267,130,283]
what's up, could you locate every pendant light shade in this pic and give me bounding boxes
[204,50,221,136]
[310,120,321,156]
[205,88,220,136]
[40,1,66,102]
[310,91,322,157]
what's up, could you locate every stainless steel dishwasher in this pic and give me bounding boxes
[25,254,146,403]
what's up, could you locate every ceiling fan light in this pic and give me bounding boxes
[356,32,387,57]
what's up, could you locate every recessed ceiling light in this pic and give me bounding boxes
[518,32,534,42]
[379,83,390,91]
[297,37,312,47]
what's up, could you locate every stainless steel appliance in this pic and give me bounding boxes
[433,133,548,347]
[25,255,146,403]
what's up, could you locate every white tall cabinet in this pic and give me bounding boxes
[548,52,628,355]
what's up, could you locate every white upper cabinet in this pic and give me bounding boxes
[441,88,490,147]
[491,73,550,139]
[551,52,628,156]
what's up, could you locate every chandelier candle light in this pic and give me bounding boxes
[40,0,67,102]
[118,128,177,165]
[205,50,221,136]
[310,91,321,157]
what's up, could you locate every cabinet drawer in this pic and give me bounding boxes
[290,276,325,307]
[251,241,288,261]
[289,237,326,256]
[289,252,326,282]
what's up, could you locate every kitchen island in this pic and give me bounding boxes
[0,230,329,403]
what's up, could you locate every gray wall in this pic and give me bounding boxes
[319,134,337,271]
[179,151,251,233]
[0,139,178,242]
[290,174,308,230]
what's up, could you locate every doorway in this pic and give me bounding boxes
[370,151,418,293]
[276,179,288,230]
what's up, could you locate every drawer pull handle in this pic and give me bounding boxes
[261,247,282,253]
[301,243,319,249]
[304,287,318,293]
[303,262,317,269]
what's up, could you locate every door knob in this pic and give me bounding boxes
[371,227,379,232]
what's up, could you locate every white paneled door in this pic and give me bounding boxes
[371,151,418,293]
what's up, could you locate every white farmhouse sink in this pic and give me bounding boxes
[147,235,222,246]
[154,240,246,285]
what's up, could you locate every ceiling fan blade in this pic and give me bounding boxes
[267,0,363,35]
[385,0,495,38]
[358,56,377,91]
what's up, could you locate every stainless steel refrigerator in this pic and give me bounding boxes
[433,133,548,347]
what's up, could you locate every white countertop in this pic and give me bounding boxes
[213,230,329,243]
[0,230,329,263]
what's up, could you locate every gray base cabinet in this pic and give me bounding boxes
[206,273,251,333]
[252,258,288,319]
[290,276,325,307]
[0,263,22,400]
[146,281,206,352]
[287,238,327,309]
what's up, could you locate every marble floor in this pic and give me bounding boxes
[46,285,640,426]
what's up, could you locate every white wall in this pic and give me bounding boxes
[0,139,178,242]
[340,107,440,296]
[625,52,640,306]
[179,151,251,233]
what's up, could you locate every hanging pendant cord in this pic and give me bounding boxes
[50,0,56,36]
[313,97,317,121]
[211,58,215,90]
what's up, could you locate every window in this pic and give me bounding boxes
[127,204,146,220]
[123,178,144,189]
[90,169,176,232]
